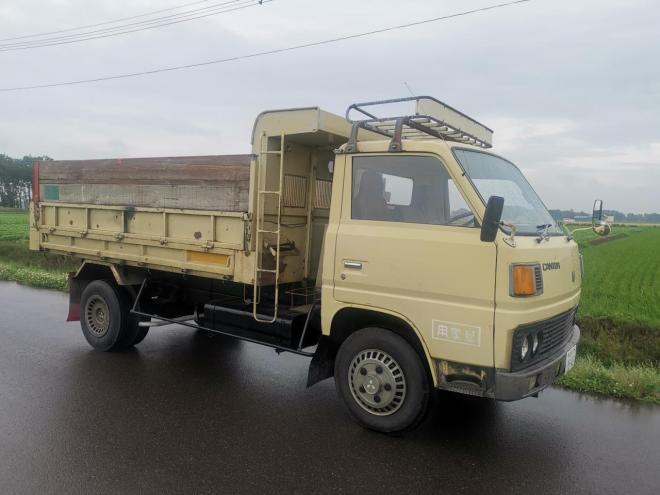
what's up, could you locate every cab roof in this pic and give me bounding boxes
[251,97,492,153]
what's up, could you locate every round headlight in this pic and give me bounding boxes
[532,333,540,354]
[520,337,530,360]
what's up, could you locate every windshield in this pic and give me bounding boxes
[453,149,561,235]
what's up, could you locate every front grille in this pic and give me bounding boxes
[510,307,577,371]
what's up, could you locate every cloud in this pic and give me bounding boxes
[558,143,660,171]
[518,142,660,213]
[486,117,578,153]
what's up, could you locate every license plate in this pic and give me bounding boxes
[565,345,577,373]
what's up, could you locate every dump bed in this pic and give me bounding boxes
[30,155,254,282]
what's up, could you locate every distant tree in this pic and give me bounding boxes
[0,154,51,209]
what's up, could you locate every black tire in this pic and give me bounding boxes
[334,327,430,433]
[130,326,149,346]
[80,280,145,351]
[114,289,149,348]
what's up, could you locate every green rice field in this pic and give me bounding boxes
[0,210,30,241]
[572,225,660,327]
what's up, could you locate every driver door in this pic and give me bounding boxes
[332,154,497,367]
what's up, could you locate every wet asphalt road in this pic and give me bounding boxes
[0,282,658,494]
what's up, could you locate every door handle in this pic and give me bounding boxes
[343,260,363,269]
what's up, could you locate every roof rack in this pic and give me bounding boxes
[344,96,493,152]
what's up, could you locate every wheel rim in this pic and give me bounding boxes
[348,349,407,416]
[85,295,111,337]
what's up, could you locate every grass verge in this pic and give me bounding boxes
[0,240,76,291]
[577,317,660,366]
[558,318,659,403]
[0,261,70,290]
[557,354,659,404]
[0,211,77,290]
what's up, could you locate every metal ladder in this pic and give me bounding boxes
[253,132,285,323]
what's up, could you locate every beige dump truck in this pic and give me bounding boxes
[30,97,605,432]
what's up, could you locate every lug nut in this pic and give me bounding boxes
[384,383,392,391]
[360,368,367,375]
[374,395,381,403]
[375,366,383,374]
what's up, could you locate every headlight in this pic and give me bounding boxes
[532,333,540,355]
[520,336,530,360]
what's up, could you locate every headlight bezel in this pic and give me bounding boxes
[512,330,543,367]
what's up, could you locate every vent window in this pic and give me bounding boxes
[282,175,307,208]
[314,179,332,209]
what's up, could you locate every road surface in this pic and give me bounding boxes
[0,281,658,494]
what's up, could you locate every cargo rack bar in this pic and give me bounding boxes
[344,96,493,152]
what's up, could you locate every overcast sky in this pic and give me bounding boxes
[1,0,658,213]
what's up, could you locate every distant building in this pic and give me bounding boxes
[563,218,577,224]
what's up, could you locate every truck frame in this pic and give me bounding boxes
[30,97,583,432]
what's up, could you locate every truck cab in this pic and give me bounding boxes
[31,96,584,433]
[310,98,581,430]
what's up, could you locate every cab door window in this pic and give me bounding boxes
[351,155,475,226]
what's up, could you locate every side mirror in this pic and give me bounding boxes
[480,196,504,242]
[592,199,603,225]
[592,199,610,236]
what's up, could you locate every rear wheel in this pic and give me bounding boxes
[114,289,149,348]
[80,280,146,351]
[334,327,430,433]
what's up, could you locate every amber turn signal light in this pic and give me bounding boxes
[511,265,536,296]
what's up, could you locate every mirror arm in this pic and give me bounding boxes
[559,221,574,241]
[500,221,517,247]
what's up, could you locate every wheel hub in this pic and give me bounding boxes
[363,374,380,395]
[348,349,406,416]
[85,295,110,337]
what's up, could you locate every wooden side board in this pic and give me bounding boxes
[37,155,252,212]
[39,155,251,185]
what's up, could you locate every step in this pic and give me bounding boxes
[204,301,293,342]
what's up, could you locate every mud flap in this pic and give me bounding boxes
[306,336,337,387]
[66,272,83,322]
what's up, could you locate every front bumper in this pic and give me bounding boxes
[493,324,580,401]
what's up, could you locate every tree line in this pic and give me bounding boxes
[0,154,50,209]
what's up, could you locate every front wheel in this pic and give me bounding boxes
[334,327,431,433]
